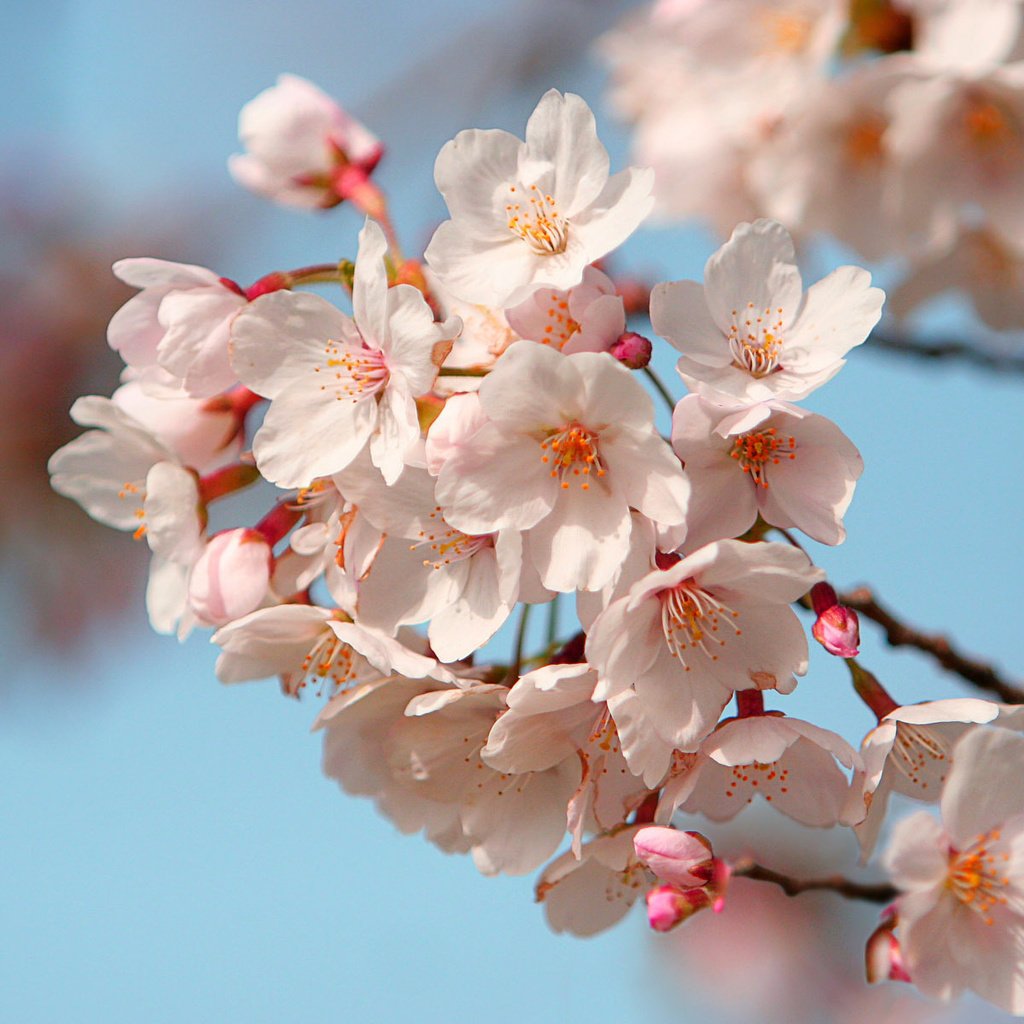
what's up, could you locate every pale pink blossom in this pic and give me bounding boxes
[846,699,1024,860]
[230,218,460,488]
[902,0,1024,72]
[586,540,822,750]
[504,266,626,355]
[650,220,884,405]
[229,74,383,210]
[671,395,862,548]
[424,89,654,307]
[657,712,860,827]
[108,258,247,397]
[883,727,1024,1014]
[434,342,689,592]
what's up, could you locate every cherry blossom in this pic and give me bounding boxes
[651,219,885,405]
[229,74,383,210]
[424,89,654,307]
[883,727,1024,1013]
[231,218,460,487]
[671,395,862,548]
[434,341,689,592]
[587,540,822,750]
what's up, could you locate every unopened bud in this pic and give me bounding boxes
[866,918,911,984]
[810,581,860,658]
[634,827,714,887]
[610,331,652,369]
[188,528,271,626]
[645,884,714,932]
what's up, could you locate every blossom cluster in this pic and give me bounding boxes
[601,0,1024,335]
[49,74,1024,1016]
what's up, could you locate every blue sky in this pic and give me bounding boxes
[3,2,1019,1022]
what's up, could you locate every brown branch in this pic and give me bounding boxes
[733,861,897,904]
[840,586,1024,704]
[867,330,1024,375]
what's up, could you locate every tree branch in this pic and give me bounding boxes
[867,330,1024,375]
[732,861,897,904]
[840,586,1024,704]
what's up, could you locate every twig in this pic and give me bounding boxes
[867,330,1024,376]
[840,586,1024,704]
[732,861,897,904]
[642,366,677,414]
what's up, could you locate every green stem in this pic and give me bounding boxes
[507,603,533,684]
[642,366,677,414]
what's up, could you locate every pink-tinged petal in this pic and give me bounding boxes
[481,702,593,774]
[650,279,730,365]
[524,90,610,216]
[478,341,578,430]
[695,539,822,604]
[212,604,332,683]
[355,538,454,635]
[506,663,597,713]
[887,698,1002,727]
[786,264,884,373]
[587,597,661,702]
[107,290,165,367]
[529,486,632,593]
[428,548,511,663]
[704,717,796,766]
[702,220,803,336]
[369,380,419,485]
[883,810,949,891]
[898,892,963,1004]
[432,127,524,238]
[423,391,488,476]
[188,529,271,626]
[384,284,458,395]
[941,727,1024,847]
[607,689,675,788]
[330,620,451,684]
[230,290,359,399]
[601,426,690,527]
[112,257,220,291]
[143,462,202,563]
[679,461,757,551]
[572,350,654,430]
[251,379,377,489]
[538,844,642,936]
[944,905,1024,1015]
[565,294,625,355]
[353,218,389,347]
[436,422,554,533]
[424,220,538,307]
[570,165,654,260]
[156,287,243,397]
[145,554,192,637]
[634,826,713,887]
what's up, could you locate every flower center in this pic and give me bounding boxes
[761,9,812,54]
[725,760,792,804]
[316,340,389,402]
[729,427,796,488]
[947,828,1011,925]
[540,424,605,491]
[292,620,369,698]
[728,303,786,377]
[660,581,742,671]
[844,116,886,167]
[538,290,580,348]
[965,97,1012,148]
[890,722,950,793]
[412,506,492,569]
[505,183,569,255]
[118,480,148,540]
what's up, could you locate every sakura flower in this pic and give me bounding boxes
[845,698,1024,860]
[229,74,383,210]
[230,218,460,488]
[211,604,451,695]
[188,528,272,627]
[424,89,654,307]
[671,395,862,548]
[504,265,626,355]
[108,258,248,398]
[656,710,860,827]
[650,220,885,405]
[586,540,822,750]
[535,825,650,936]
[882,727,1024,1014]
[434,342,689,593]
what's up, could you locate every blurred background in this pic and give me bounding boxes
[2,1,1020,1021]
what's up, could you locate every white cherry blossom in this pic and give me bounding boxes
[424,89,654,307]
[883,727,1024,1014]
[586,540,822,750]
[671,395,862,548]
[434,342,690,593]
[650,219,885,405]
[231,218,460,488]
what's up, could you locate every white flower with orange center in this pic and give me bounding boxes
[433,342,690,593]
[650,219,884,405]
[230,218,460,488]
[671,395,862,548]
[424,89,654,308]
[883,727,1024,1014]
[586,540,822,751]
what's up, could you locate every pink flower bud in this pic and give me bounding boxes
[188,528,271,626]
[634,827,715,887]
[645,884,714,932]
[810,581,860,657]
[610,331,652,369]
[865,919,911,984]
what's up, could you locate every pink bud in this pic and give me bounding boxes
[810,581,860,657]
[188,528,271,626]
[865,919,911,984]
[645,884,714,932]
[634,827,714,887]
[610,331,652,369]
